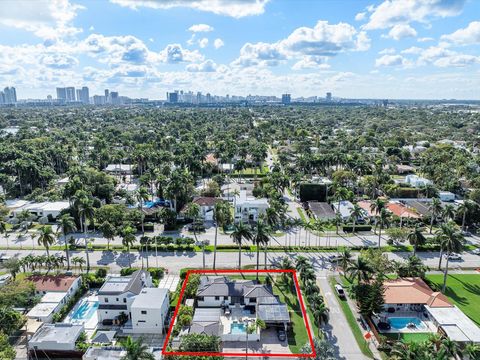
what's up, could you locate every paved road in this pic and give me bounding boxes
[1,248,479,274]
[317,276,371,360]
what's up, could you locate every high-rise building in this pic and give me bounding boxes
[0,91,5,104]
[79,86,89,104]
[76,89,82,102]
[110,91,119,104]
[167,92,178,103]
[93,95,106,105]
[65,87,76,101]
[104,89,110,103]
[281,93,291,104]
[326,92,332,101]
[2,87,17,104]
[56,87,67,101]
[206,93,211,103]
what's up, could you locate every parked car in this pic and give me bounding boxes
[462,231,472,237]
[334,284,346,299]
[472,248,480,255]
[277,328,286,341]
[446,253,462,260]
[0,256,11,263]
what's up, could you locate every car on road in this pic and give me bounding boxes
[446,253,462,260]
[0,255,11,263]
[334,284,346,299]
[277,328,286,341]
[462,231,472,237]
[472,248,480,255]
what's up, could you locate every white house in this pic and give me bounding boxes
[10,201,70,220]
[83,347,127,360]
[184,197,223,222]
[405,175,433,188]
[27,292,68,323]
[337,200,355,221]
[28,323,84,355]
[125,288,169,334]
[104,164,133,174]
[234,190,269,223]
[439,191,455,202]
[97,270,152,324]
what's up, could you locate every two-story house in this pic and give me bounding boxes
[234,191,269,223]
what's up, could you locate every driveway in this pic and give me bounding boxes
[223,328,290,356]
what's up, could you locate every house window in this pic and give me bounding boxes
[224,296,228,300]
[141,310,147,315]
[116,298,119,301]
[198,296,204,301]
[250,298,256,303]
[123,298,126,303]
[105,298,109,303]
[215,296,220,300]
[138,320,145,323]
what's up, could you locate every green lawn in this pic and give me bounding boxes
[383,332,432,343]
[425,274,480,326]
[296,207,307,222]
[330,277,374,358]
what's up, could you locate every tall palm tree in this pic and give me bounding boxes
[377,208,390,248]
[78,198,95,272]
[295,255,309,273]
[72,256,86,273]
[36,225,56,257]
[213,201,231,270]
[457,200,475,232]
[312,301,330,328]
[99,221,116,251]
[58,214,76,270]
[135,187,150,235]
[442,204,456,222]
[436,221,464,293]
[230,221,252,269]
[338,248,352,273]
[185,202,203,267]
[407,225,426,256]
[252,220,271,279]
[279,256,294,282]
[349,204,364,233]
[370,198,386,235]
[121,336,154,360]
[312,219,325,247]
[346,257,374,284]
[429,197,443,234]
[121,226,137,268]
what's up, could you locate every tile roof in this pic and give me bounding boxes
[192,197,223,207]
[383,278,452,306]
[28,275,79,292]
[386,202,421,219]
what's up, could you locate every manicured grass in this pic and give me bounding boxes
[383,332,432,343]
[296,207,307,222]
[329,277,374,359]
[425,274,480,326]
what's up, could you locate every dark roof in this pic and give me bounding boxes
[190,308,221,336]
[126,270,149,295]
[197,276,275,298]
[91,331,116,344]
[403,200,432,216]
[258,304,290,323]
[192,197,223,207]
[307,201,336,219]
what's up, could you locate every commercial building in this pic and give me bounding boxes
[167,91,179,103]
[326,92,332,101]
[1,87,17,104]
[281,93,291,104]
[66,87,76,101]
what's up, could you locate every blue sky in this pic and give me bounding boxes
[1,0,479,99]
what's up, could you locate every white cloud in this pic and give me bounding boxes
[401,46,423,55]
[355,12,366,21]
[188,24,214,33]
[214,38,224,49]
[198,38,209,48]
[441,21,480,45]
[418,37,434,42]
[385,24,417,40]
[375,54,409,67]
[363,0,465,30]
[41,53,79,69]
[232,42,285,67]
[433,54,479,67]
[186,59,218,72]
[110,0,270,18]
[158,43,204,63]
[379,48,396,55]
[0,0,84,40]
[291,56,330,70]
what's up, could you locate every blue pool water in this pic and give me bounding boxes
[71,300,99,321]
[389,317,426,330]
[230,323,247,334]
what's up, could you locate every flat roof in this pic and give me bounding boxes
[426,306,480,343]
[29,323,83,345]
[84,347,126,359]
[41,291,68,303]
[258,304,290,322]
[27,302,59,318]
[131,288,168,309]
[307,201,336,219]
[193,308,221,323]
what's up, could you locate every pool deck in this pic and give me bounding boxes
[376,311,436,334]
[64,294,99,333]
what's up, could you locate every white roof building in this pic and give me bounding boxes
[337,200,354,220]
[104,164,133,174]
[426,306,480,343]
[28,323,84,351]
[234,190,269,223]
[83,347,127,360]
[27,291,68,323]
[405,175,433,188]
[11,201,70,220]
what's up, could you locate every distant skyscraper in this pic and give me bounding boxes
[167,92,178,103]
[104,89,110,103]
[206,93,211,103]
[93,95,106,105]
[65,87,75,101]
[326,92,332,101]
[2,87,17,104]
[0,91,5,104]
[80,86,89,104]
[56,87,67,101]
[110,91,119,104]
[281,93,291,104]
[76,89,82,102]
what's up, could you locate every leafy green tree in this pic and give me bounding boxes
[3,258,20,280]
[346,258,374,284]
[121,226,137,268]
[212,200,231,270]
[121,336,155,360]
[407,225,426,256]
[428,197,443,234]
[299,336,336,360]
[178,333,221,352]
[252,220,271,279]
[230,221,252,268]
[58,214,77,270]
[0,331,16,360]
[99,221,116,251]
[36,225,56,257]
[0,306,25,335]
[436,222,464,293]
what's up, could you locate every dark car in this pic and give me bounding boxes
[277,328,286,341]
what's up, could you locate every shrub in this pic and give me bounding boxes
[342,225,372,232]
[95,268,107,278]
[147,268,164,280]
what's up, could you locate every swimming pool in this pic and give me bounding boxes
[70,299,99,321]
[389,317,426,330]
[230,323,247,334]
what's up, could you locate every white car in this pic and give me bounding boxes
[334,284,346,299]
[446,253,462,261]
[472,248,480,255]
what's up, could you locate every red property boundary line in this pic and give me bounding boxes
[161,269,316,358]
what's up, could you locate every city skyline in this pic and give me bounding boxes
[1,0,480,100]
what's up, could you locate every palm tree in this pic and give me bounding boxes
[295,256,309,274]
[252,220,271,279]
[312,301,329,328]
[346,257,374,284]
[338,248,352,273]
[99,221,116,251]
[121,336,154,360]
[312,219,325,247]
[135,187,150,235]
[377,208,390,248]
[436,221,464,293]
[442,204,456,222]
[36,225,56,257]
[121,226,137,268]
[429,197,442,234]
[465,343,480,360]
[72,256,86,273]
[457,200,476,232]
[370,198,386,234]
[78,198,95,272]
[213,201,231,270]
[279,256,294,282]
[185,202,203,267]
[407,225,426,256]
[58,214,76,270]
[230,221,252,269]
[349,204,363,233]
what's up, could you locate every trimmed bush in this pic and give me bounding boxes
[342,225,372,232]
